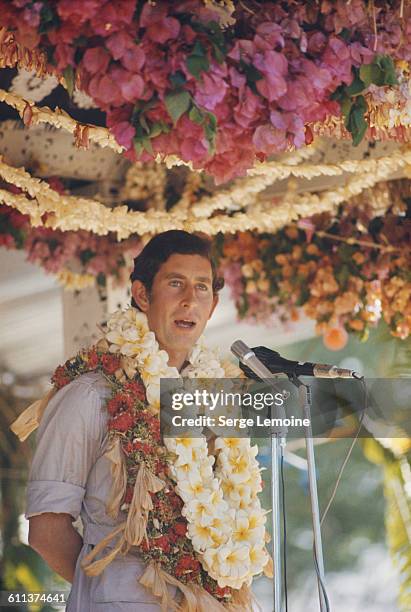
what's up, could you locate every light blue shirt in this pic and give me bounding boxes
[26,372,176,611]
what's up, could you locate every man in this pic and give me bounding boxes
[26,230,224,611]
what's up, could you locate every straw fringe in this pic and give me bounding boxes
[227,584,261,611]
[81,522,127,576]
[139,562,181,611]
[10,388,57,441]
[139,562,239,612]
[124,463,165,546]
[263,549,274,578]
[180,584,228,611]
[104,436,127,519]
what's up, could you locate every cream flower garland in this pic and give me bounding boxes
[166,436,268,589]
[0,152,406,238]
[104,308,269,589]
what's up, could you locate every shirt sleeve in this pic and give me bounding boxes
[25,373,109,521]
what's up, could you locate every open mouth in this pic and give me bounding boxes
[174,319,196,329]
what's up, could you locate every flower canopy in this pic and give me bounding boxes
[2,0,411,182]
[0,1,410,345]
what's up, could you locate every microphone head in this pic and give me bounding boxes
[231,341,257,380]
[231,341,264,382]
[230,340,253,362]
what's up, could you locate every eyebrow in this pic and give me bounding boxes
[164,272,212,283]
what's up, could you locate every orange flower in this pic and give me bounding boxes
[334,291,360,316]
[285,226,299,240]
[275,254,288,265]
[394,321,410,340]
[352,252,365,265]
[306,243,320,256]
[349,319,365,331]
[282,265,293,278]
[290,308,299,321]
[292,245,303,260]
[322,327,348,351]
[237,233,258,261]
[223,240,241,260]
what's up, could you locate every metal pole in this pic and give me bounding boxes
[270,433,283,611]
[263,376,288,612]
[299,382,327,612]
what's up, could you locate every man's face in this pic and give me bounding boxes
[132,253,218,360]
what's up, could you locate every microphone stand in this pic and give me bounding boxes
[250,373,287,612]
[269,419,286,612]
[288,373,327,612]
[230,341,328,610]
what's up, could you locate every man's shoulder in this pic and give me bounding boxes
[65,371,111,397]
[40,371,111,432]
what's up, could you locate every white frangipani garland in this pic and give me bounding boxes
[104,308,270,589]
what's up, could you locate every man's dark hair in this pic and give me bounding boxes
[130,230,224,309]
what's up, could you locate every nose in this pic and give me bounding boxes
[181,284,195,308]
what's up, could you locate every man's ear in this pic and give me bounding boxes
[208,293,219,320]
[131,280,150,312]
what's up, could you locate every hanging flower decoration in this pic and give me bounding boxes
[216,199,411,341]
[0,202,142,289]
[2,1,411,182]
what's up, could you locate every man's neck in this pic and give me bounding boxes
[164,349,189,373]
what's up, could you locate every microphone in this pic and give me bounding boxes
[233,345,361,380]
[230,340,288,433]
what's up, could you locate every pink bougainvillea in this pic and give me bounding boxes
[1,1,409,182]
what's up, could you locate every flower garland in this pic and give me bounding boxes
[49,308,271,607]
[0,88,123,153]
[0,202,142,290]
[1,147,410,238]
[216,193,411,341]
[3,1,411,182]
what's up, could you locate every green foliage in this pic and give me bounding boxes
[190,20,227,64]
[163,86,217,154]
[360,55,398,87]
[131,97,171,156]
[165,90,192,125]
[203,111,218,154]
[62,66,74,98]
[259,439,387,586]
[169,71,187,88]
[239,59,263,94]
[331,55,398,146]
[188,104,217,152]
[344,95,368,146]
[362,437,411,611]
[38,3,60,34]
[187,41,210,80]
[383,457,411,611]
